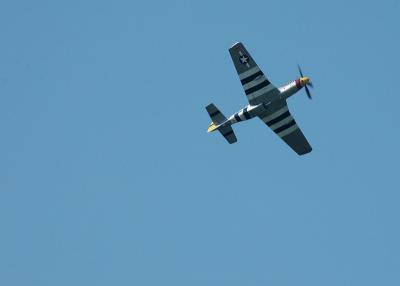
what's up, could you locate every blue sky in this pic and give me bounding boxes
[1,0,399,285]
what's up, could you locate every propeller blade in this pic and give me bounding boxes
[297,64,304,77]
[305,85,312,99]
[298,64,313,99]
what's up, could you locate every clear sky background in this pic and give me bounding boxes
[1,0,399,285]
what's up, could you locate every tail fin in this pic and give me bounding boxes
[205,103,237,144]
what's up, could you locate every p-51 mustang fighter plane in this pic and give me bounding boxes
[206,42,314,155]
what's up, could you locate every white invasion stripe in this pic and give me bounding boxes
[278,124,299,137]
[247,93,257,103]
[247,84,275,101]
[261,106,289,123]
[239,66,260,80]
[238,110,246,121]
[270,115,293,131]
[243,75,267,90]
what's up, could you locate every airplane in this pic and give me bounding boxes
[206,42,313,155]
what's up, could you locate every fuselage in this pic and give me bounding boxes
[225,77,307,126]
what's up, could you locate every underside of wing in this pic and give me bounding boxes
[229,42,279,105]
[259,101,312,155]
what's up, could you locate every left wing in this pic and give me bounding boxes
[229,42,280,105]
[259,100,312,155]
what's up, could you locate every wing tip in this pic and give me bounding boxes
[230,42,242,49]
[297,146,312,156]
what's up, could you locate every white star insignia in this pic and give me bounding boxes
[240,55,249,64]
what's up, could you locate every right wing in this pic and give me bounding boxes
[229,42,280,105]
[259,100,312,155]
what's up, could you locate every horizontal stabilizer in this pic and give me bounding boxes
[205,103,226,125]
[218,125,237,144]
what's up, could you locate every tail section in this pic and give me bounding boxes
[206,103,227,126]
[205,103,237,144]
[217,125,237,144]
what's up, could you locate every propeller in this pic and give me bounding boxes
[297,64,313,99]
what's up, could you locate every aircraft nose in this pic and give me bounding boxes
[300,77,310,86]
